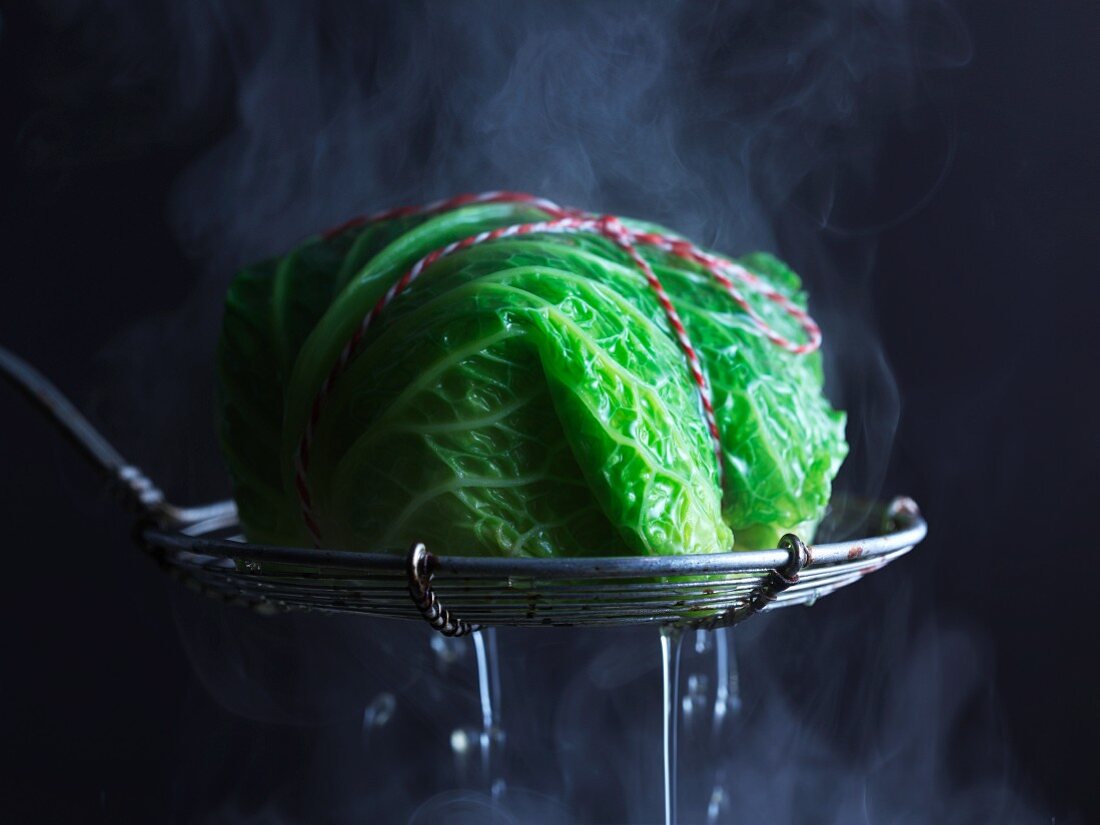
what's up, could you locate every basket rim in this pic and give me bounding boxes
[140,494,924,581]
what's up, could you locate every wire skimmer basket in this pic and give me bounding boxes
[2,346,925,636]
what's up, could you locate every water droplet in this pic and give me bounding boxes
[687,673,708,696]
[362,692,395,731]
[431,633,465,666]
[694,629,712,655]
[660,626,683,825]
[450,728,471,755]
[706,786,729,824]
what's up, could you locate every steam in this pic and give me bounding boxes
[168,591,1044,823]
[18,0,1047,822]
[40,0,968,507]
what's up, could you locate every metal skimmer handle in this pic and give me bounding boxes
[0,345,232,529]
[0,346,165,512]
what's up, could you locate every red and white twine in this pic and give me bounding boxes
[294,191,821,545]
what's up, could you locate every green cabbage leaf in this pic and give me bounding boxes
[217,202,847,555]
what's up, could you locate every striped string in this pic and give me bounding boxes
[295,192,820,545]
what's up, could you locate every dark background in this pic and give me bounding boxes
[1,1,1097,823]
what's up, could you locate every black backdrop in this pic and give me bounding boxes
[1,2,1097,823]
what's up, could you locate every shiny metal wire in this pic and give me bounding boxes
[139,495,923,631]
[2,345,925,633]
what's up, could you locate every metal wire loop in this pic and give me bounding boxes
[690,532,809,630]
[883,496,921,533]
[407,542,481,637]
[116,465,166,512]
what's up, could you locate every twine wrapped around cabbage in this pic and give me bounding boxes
[217,192,847,557]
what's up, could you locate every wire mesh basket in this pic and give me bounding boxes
[2,345,925,635]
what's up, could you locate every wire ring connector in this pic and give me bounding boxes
[116,464,166,514]
[690,532,809,630]
[406,542,480,637]
[883,496,921,533]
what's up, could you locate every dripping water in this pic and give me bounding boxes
[437,628,504,799]
[712,628,730,731]
[664,626,742,822]
[660,626,684,825]
[435,623,742,820]
[708,628,736,824]
[472,628,505,801]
